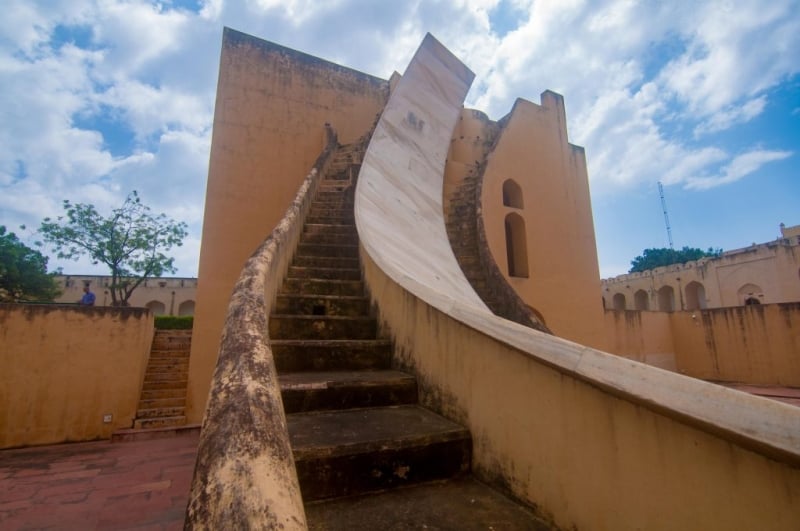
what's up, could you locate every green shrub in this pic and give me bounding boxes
[154,315,193,330]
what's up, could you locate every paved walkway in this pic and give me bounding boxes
[0,433,198,530]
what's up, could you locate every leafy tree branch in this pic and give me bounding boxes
[39,191,188,306]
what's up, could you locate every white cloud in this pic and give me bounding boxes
[685,149,793,190]
[0,0,798,278]
[693,96,767,137]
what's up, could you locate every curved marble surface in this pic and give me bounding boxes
[355,34,800,463]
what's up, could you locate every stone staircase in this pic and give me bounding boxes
[132,329,190,429]
[270,143,550,528]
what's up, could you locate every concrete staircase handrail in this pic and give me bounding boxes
[355,33,800,529]
[185,126,338,530]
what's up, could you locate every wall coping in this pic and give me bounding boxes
[185,125,338,529]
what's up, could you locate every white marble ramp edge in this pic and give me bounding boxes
[354,34,800,463]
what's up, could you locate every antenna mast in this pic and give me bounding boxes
[658,181,674,249]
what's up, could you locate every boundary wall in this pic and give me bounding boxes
[356,34,800,530]
[606,304,800,387]
[0,304,152,449]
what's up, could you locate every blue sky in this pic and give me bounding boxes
[1,0,798,279]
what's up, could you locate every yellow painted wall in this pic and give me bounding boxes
[603,310,676,370]
[604,304,800,386]
[481,94,607,349]
[672,304,800,386]
[187,28,388,422]
[0,304,152,449]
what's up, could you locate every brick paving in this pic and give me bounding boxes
[0,433,198,530]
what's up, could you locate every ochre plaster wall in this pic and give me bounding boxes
[187,28,388,422]
[604,304,800,386]
[604,310,676,370]
[481,95,607,349]
[672,304,800,386]
[0,304,152,449]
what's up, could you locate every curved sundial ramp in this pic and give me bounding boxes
[355,34,800,530]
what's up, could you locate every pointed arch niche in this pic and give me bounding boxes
[504,212,529,278]
[634,289,649,310]
[685,281,707,310]
[502,179,524,209]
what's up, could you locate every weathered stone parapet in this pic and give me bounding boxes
[184,125,337,530]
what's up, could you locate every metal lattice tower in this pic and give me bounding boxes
[658,181,674,249]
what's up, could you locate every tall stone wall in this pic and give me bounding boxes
[187,28,389,422]
[479,94,607,349]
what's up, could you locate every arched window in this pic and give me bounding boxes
[146,300,166,316]
[613,293,626,311]
[634,289,649,310]
[685,281,706,310]
[657,286,675,312]
[178,300,195,316]
[504,213,529,278]
[737,283,763,306]
[502,179,524,209]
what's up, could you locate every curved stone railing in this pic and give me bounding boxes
[185,126,337,530]
[356,35,800,530]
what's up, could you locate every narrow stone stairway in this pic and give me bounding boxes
[133,329,190,429]
[269,143,551,529]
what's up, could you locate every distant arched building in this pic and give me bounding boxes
[602,224,800,311]
[54,275,197,316]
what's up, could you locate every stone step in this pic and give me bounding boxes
[289,405,471,501]
[151,333,192,350]
[138,397,186,409]
[133,416,187,430]
[292,255,360,270]
[271,339,392,372]
[296,243,359,259]
[135,406,186,419]
[140,388,187,400]
[270,315,377,340]
[305,215,355,226]
[148,348,190,358]
[281,278,364,297]
[288,266,361,281]
[304,476,552,530]
[144,370,189,382]
[307,208,355,221]
[304,223,356,236]
[312,190,353,199]
[279,370,418,414]
[300,232,359,246]
[146,357,190,368]
[142,379,188,391]
[274,294,369,316]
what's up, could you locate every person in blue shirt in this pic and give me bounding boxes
[79,285,96,306]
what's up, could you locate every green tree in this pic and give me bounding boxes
[0,225,61,302]
[629,246,722,273]
[39,191,188,306]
